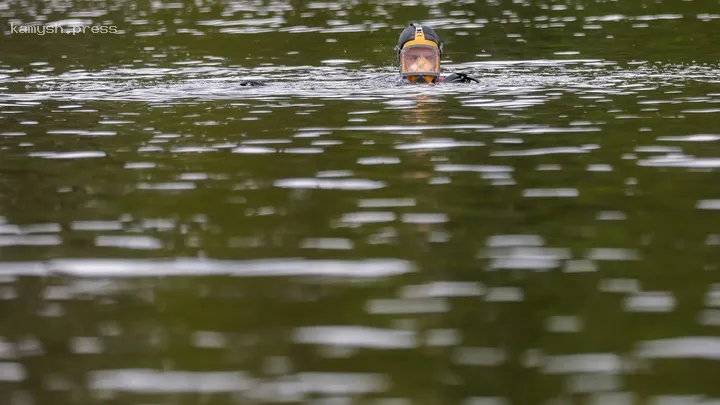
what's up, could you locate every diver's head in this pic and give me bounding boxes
[395,23,443,84]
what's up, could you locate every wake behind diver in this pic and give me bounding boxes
[240,23,480,86]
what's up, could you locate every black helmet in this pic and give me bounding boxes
[394,23,443,62]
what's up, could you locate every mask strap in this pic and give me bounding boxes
[397,23,443,62]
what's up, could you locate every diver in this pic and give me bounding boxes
[239,23,479,86]
[394,23,479,84]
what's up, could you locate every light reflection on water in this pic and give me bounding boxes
[3,0,720,404]
[5,61,720,104]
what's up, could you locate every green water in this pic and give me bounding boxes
[2,1,720,404]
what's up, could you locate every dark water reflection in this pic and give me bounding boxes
[3,0,720,404]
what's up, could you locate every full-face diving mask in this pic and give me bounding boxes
[399,25,441,84]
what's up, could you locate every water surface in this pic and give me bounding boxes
[2,0,720,404]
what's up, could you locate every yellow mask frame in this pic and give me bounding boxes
[399,25,441,84]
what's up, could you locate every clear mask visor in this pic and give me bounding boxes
[400,45,440,78]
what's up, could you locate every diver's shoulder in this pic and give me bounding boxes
[441,72,480,84]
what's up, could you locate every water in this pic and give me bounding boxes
[2,0,720,404]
